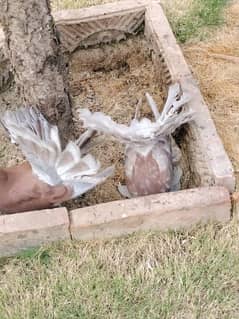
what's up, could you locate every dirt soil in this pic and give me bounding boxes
[68,36,168,208]
[0,35,169,208]
[0,0,238,208]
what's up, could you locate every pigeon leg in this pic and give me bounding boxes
[134,98,142,120]
[118,183,132,198]
[170,136,182,191]
[170,136,182,165]
[75,129,96,148]
[170,165,182,191]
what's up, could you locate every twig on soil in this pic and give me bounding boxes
[185,47,239,63]
[208,53,239,63]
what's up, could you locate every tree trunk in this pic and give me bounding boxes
[1,0,72,142]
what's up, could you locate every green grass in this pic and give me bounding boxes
[0,222,239,318]
[169,0,230,42]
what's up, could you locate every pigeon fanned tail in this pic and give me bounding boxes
[79,84,194,144]
[1,107,113,199]
[79,109,135,143]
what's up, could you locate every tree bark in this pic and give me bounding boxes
[1,0,72,141]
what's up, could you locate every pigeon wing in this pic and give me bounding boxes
[1,107,62,185]
[1,107,114,198]
[66,165,114,198]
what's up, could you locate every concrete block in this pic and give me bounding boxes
[0,207,70,257]
[70,187,231,240]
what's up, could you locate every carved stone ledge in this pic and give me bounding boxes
[55,5,146,51]
[53,0,149,51]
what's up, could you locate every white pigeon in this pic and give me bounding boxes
[79,82,194,197]
[0,107,114,199]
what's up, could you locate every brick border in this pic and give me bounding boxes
[144,1,235,192]
[55,0,234,192]
[54,0,235,193]
[0,208,70,257]
[0,187,232,257]
[70,186,231,240]
[0,0,235,192]
[0,1,236,257]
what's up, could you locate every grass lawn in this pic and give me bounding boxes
[0,223,239,318]
[1,0,239,318]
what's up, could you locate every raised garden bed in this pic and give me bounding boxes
[0,0,235,257]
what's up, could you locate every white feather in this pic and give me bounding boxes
[78,83,193,197]
[79,83,194,145]
[0,107,113,199]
